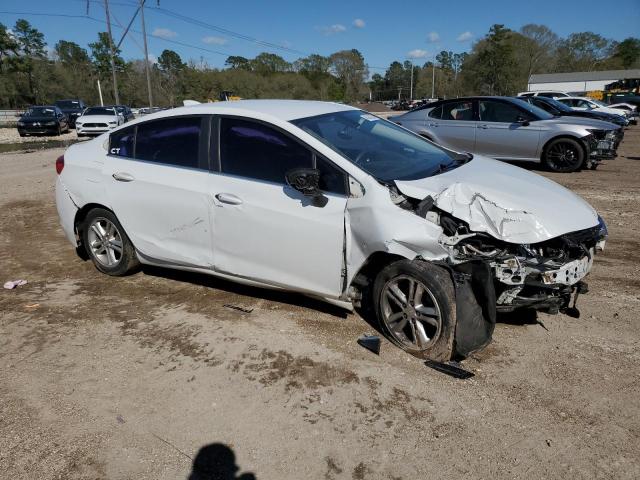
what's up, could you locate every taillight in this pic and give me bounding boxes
[55,155,64,175]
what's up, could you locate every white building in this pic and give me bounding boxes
[527,69,640,92]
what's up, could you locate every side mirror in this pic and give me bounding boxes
[516,115,530,126]
[285,167,327,207]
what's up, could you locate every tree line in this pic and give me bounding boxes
[0,18,639,109]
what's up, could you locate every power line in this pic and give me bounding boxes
[1,8,390,71]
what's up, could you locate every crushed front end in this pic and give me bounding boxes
[438,212,608,315]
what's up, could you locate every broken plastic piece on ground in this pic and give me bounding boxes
[357,334,381,355]
[3,279,27,290]
[223,304,253,314]
[424,360,475,379]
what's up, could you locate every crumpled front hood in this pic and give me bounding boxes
[394,155,598,244]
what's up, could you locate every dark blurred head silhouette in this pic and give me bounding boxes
[188,443,256,480]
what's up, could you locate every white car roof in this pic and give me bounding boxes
[147,100,358,122]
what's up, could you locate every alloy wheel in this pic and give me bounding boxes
[547,142,580,170]
[87,217,123,267]
[380,275,442,349]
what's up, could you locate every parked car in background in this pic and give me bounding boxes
[518,95,629,128]
[55,99,86,128]
[138,106,163,115]
[556,96,633,118]
[75,106,123,136]
[518,95,625,151]
[55,100,607,361]
[17,105,70,136]
[111,105,135,123]
[390,96,616,171]
[517,91,571,99]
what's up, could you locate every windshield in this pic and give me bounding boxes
[509,98,554,120]
[55,100,81,109]
[25,107,56,117]
[539,97,573,113]
[84,107,116,116]
[292,110,463,182]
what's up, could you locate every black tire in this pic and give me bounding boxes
[82,208,139,276]
[19,132,25,137]
[373,259,456,361]
[543,137,585,172]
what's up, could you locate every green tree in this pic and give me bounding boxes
[250,52,290,75]
[612,37,640,68]
[158,49,185,73]
[474,24,517,95]
[329,49,368,102]
[89,32,125,76]
[225,55,250,70]
[12,19,46,102]
[54,40,90,64]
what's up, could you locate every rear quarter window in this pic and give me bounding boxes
[109,126,135,158]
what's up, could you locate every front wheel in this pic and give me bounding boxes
[373,260,456,361]
[543,138,585,172]
[82,208,139,276]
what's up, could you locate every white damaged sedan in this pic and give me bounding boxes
[55,100,607,361]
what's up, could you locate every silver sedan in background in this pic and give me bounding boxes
[391,96,619,172]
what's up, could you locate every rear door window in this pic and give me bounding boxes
[441,101,474,121]
[135,116,204,169]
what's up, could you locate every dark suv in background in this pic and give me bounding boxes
[55,99,86,128]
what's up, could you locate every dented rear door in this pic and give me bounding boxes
[103,116,214,267]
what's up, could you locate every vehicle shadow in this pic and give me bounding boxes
[140,265,349,319]
[188,443,256,480]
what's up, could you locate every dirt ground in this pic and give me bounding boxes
[1,127,639,480]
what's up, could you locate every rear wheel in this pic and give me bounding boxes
[543,138,585,172]
[82,208,139,276]
[373,260,456,361]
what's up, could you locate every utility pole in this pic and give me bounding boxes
[139,0,153,108]
[431,60,436,99]
[97,79,104,106]
[409,62,414,101]
[103,0,120,104]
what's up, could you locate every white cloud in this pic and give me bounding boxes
[202,36,227,45]
[457,31,473,42]
[147,54,158,64]
[427,31,440,43]
[318,24,347,35]
[353,18,366,28]
[152,28,177,39]
[407,49,429,59]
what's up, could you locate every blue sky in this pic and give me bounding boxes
[1,0,639,73]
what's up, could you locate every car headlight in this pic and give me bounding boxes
[605,130,617,140]
[17,121,24,126]
[596,215,608,251]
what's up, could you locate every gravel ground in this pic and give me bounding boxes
[0,128,639,479]
[0,126,80,144]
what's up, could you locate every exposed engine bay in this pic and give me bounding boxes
[390,187,607,356]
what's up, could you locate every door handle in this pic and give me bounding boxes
[477,124,489,129]
[215,193,243,205]
[428,122,439,127]
[112,172,135,182]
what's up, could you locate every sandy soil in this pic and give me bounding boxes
[1,129,639,479]
[0,127,80,144]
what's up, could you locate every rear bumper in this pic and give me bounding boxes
[55,177,79,247]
